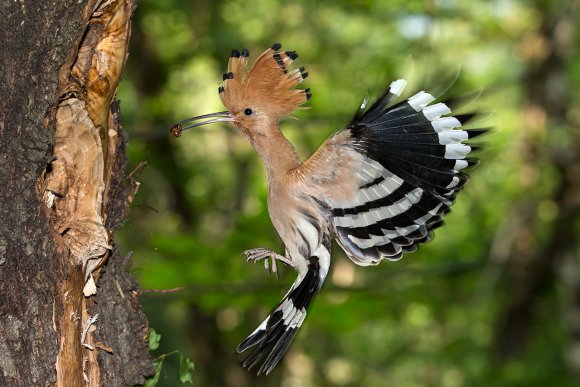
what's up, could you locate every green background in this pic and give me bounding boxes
[117,0,580,385]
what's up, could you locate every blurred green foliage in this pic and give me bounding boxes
[117,0,579,386]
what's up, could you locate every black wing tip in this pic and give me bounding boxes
[466,128,489,139]
[468,144,485,153]
[464,158,480,169]
[455,113,476,125]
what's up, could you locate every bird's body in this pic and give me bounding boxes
[172,43,485,375]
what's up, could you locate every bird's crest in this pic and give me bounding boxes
[219,43,311,117]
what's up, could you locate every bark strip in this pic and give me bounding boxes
[36,0,151,385]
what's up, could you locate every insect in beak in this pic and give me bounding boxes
[170,111,234,137]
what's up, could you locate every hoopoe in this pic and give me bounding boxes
[171,43,485,375]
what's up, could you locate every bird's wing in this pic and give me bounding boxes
[293,79,486,266]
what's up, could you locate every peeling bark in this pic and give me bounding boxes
[0,0,153,385]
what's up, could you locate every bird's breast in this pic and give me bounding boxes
[267,183,326,268]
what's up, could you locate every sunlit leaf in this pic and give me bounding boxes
[148,328,161,351]
[179,353,195,383]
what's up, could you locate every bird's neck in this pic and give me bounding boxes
[248,123,301,183]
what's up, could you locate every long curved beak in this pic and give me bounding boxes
[170,111,234,137]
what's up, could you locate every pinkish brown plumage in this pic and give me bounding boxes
[171,43,486,375]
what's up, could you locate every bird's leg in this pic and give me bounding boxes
[243,248,294,278]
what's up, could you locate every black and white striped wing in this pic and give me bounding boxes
[331,79,485,265]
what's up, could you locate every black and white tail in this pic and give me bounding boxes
[333,78,486,265]
[237,256,322,375]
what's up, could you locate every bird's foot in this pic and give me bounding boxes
[243,248,293,279]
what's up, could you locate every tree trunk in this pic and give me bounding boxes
[0,1,153,385]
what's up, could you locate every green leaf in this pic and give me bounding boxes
[148,328,161,351]
[144,359,163,387]
[179,353,195,383]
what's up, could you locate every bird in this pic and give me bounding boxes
[170,43,486,375]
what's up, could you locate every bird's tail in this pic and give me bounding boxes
[237,256,322,375]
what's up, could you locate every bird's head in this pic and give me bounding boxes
[171,43,310,139]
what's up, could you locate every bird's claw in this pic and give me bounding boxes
[243,248,289,280]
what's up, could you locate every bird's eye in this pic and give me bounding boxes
[244,108,253,116]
